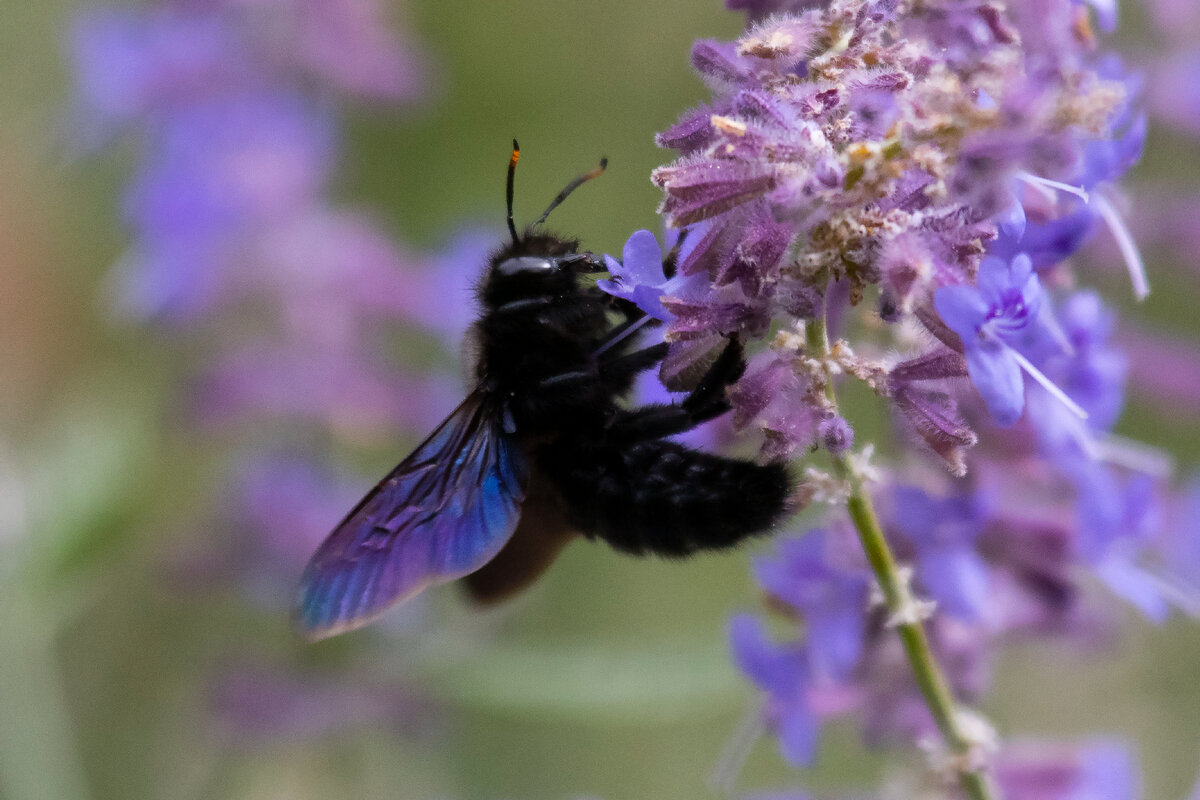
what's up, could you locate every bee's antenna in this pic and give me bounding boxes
[506,139,521,247]
[534,156,608,227]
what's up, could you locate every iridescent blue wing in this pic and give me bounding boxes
[296,390,528,640]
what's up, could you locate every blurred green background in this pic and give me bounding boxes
[2,1,1200,799]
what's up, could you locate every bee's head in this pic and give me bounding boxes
[482,232,600,305]
[479,141,608,303]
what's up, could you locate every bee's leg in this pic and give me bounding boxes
[597,342,668,378]
[602,402,724,443]
[593,313,657,358]
[601,339,745,443]
[605,297,650,326]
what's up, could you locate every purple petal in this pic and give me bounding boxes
[729,614,797,692]
[918,547,991,621]
[964,340,1025,426]
[934,285,988,340]
[1095,554,1170,624]
[622,229,666,284]
[776,704,820,766]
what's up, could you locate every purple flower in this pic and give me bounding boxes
[729,614,820,765]
[995,739,1141,800]
[888,348,977,475]
[235,454,362,570]
[890,487,992,622]
[977,516,1080,631]
[265,0,430,102]
[753,531,869,679]
[935,253,1053,426]
[598,229,705,322]
[69,7,251,136]
[1067,460,1168,621]
[1150,54,1200,138]
[70,0,445,648]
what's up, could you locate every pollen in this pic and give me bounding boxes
[711,115,748,137]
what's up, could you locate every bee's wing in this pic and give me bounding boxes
[296,390,528,640]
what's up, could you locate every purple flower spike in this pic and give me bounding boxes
[597,230,704,322]
[934,253,1051,426]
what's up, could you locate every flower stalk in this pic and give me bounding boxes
[807,312,997,800]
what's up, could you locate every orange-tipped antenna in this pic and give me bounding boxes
[506,139,521,246]
[534,156,608,227]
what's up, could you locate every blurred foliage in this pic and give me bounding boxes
[0,1,1198,800]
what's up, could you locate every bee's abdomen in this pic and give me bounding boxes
[540,440,792,557]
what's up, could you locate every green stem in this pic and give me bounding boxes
[805,317,996,800]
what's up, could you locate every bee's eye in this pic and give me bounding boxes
[497,256,559,276]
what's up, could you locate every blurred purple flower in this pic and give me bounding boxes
[1122,326,1200,418]
[70,7,251,135]
[1068,462,1168,622]
[729,614,820,765]
[753,531,869,679]
[891,487,992,622]
[71,0,450,647]
[255,0,430,102]
[995,739,1141,800]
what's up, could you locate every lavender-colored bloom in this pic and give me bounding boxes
[234,454,364,571]
[729,614,820,765]
[891,487,991,622]
[818,416,853,455]
[1047,291,1126,431]
[888,348,977,475]
[71,0,445,650]
[754,531,869,679]
[1121,325,1200,418]
[598,230,705,322]
[69,7,251,136]
[258,0,430,102]
[112,93,335,319]
[1067,460,1168,622]
[613,0,1144,495]
[995,739,1140,800]
[935,254,1052,427]
[976,516,1081,631]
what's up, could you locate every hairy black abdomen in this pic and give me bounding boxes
[539,439,791,557]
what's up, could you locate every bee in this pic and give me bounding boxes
[296,142,793,640]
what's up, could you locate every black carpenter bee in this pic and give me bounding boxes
[296,142,793,640]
